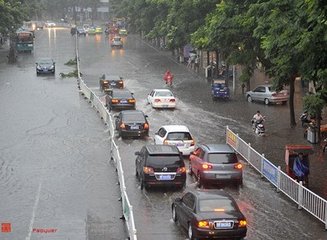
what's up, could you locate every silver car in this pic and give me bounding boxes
[189,144,243,187]
[246,84,289,105]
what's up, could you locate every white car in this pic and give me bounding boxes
[45,21,56,28]
[154,125,195,155]
[147,89,176,109]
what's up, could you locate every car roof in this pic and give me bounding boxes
[199,144,235,153]
[145,144,180,155]
[161,125,190,132]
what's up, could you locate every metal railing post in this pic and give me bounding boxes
[260,154,265,178]
[247,143,251,162]
[277,166,281,193]
[298,181,303,210]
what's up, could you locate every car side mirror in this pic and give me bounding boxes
[134,151,140,156]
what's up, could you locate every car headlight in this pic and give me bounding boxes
[49,65,54,70]
[36,65,41,70]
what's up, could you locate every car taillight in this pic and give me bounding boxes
[154,99,161,102]
[272,92,277,96]
[238,219,247,228]
[202,163,213,170]
[197,220,210,229]
[169,99,176,102]
[128,99,136,103]
[120,123,125,129]
[143,123,149,129]
[163,139,168,145]
[143,167,154,174]
[177,167,186,174]
[234,163,242,170]
[111,99,119,103]
[190,139,195,146]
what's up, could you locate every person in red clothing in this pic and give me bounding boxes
[163,70,173,86]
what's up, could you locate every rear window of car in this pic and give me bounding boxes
[122,113,145,122]
[199,198,236,212]
[167,132,192,140]
[113,91,132,98]
[208,153,238,164]
[146,155,182,166]
[155,91,173,97]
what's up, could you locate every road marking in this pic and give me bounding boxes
[26,181,42,240]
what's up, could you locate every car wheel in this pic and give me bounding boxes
[188,224,198,240]
[264,98,270,105]
[247,95,252,102]
[172,205,178,222]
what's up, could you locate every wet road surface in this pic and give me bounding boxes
[0,28,127,240]
[77,33,327,240]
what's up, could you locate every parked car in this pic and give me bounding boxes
[111,35,123,49]
[246,84,288,105]
[189,144,243,187]
[76,26,86,36]
[114,110,149,138]
[36,58,55,75]
[147,89,176,109]
[172,190,247,240]
[99,75,124,93]
[105,89,136,111]
[135,144,186,190]
[154,125,195,156]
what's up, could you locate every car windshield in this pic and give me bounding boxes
[113,91,132,98]
[39,59,52,64]
[167,132,192,141]
[213,83,225,88]
[208,153,238,164]
[155,91,173,97]
[122,113,145,122]
[146,155,182,166]
[199,198,236,212]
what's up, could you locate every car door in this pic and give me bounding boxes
[154,127,166,144]
[178,193,196,229]
[254,86,266,101]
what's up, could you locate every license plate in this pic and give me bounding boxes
[120,100,127,103]
[162,105,168,108]
[111,82,116,86]
[159,175,172,180]
[176,143,184,147]
[216,222,232,228]
[130,125,139,130]
[216,174,231,179]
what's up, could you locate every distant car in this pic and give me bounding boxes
[154,125,195,156]
[189,144,243,187]
[36,58,55,75]
[172,190,247,240]
[114,110,149,138]
[105,89,136,111]
[147,89,176,109]
[99,75,124,93]
[246,84,288,105]
[211,80,230,100]
[76,26,86,36]
[135,144,186,190]
[88,27,96,35]
[119,28,128,35]
[83,24,90,33]
[95,27,103,34]
[111,36,123,49]
[45,21,56,28]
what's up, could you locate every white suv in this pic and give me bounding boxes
[154,125,195,155]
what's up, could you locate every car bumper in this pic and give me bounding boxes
[120,129,148,138]
[152,102,176,108]
[111,104,135,110]
[201,171,242,183]
[37,69,55,74]
[144,174,186,187]
[193,226,247,239]
[269,97,288,103]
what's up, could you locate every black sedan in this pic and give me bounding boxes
[114,110,149,138]
[36,58,55,75]
[172,190,247,240]
[105,89,136,111]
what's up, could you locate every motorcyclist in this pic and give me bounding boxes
[300,111,311,127]
[163,70,174,85]
[252,111,264,128]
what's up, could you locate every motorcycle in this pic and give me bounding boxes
[163,73,173,86]
[252,118,265,136]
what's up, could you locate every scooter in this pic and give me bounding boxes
[164,74,173,86]
[252,118,265,136]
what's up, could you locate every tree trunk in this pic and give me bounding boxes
[207,51,210,66]
[8,34,17,64]
[289,76,296,127]
[215,50,219,78]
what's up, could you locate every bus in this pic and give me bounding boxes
[16,30,34,53]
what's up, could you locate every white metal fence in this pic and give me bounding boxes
[76,38,137,240]
[226,126,327,229]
